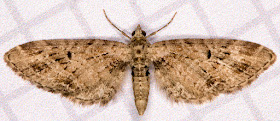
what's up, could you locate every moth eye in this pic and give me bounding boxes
[142,31,146,36]
[132,31,136,36]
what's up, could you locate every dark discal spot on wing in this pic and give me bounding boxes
[207,50,211,59]
[67,51,72,59]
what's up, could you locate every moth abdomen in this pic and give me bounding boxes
[130,42,150,115]
[132,65,150,115]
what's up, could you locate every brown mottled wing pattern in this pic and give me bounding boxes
[4,39,131,105]
[148,39,276,103]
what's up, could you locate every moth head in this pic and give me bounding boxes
[132,24,146,37]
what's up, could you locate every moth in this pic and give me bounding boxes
[4,10,276,115]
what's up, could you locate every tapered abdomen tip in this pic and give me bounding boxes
[135,99,147,115]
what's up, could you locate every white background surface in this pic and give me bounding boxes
[0,0,280,121]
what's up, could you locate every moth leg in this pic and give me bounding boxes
[103,9,131,39]
[146,12,177,38]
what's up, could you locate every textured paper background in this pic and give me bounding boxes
[0,0,280,120]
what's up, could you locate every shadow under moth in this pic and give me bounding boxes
[4,10,276,115]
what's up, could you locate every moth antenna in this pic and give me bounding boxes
[103,9,131,39]
[146,12,177,38]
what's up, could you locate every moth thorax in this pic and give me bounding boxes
[130,37,149,45]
